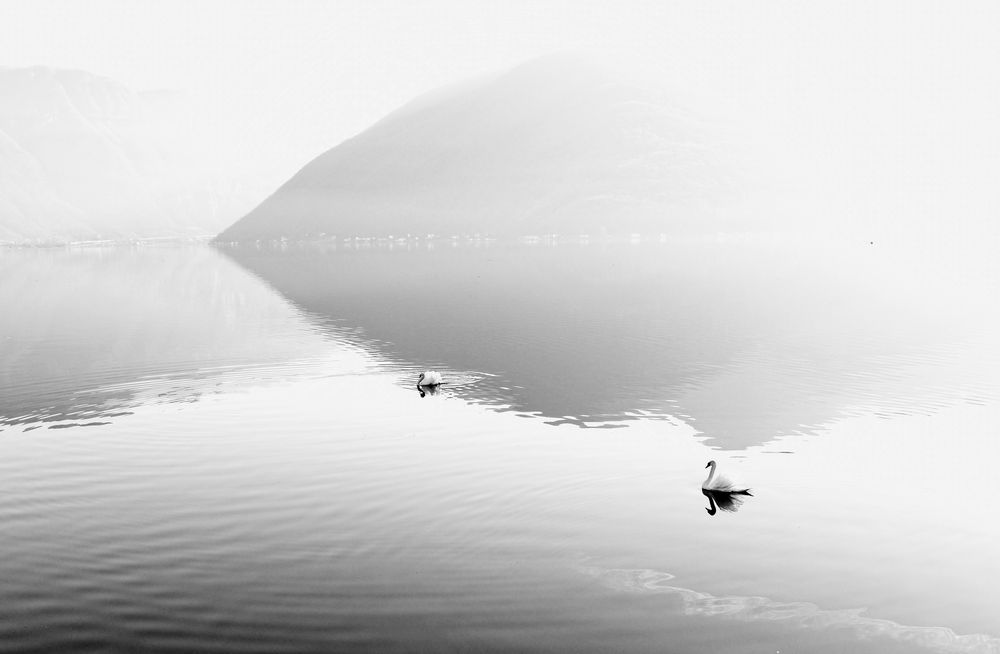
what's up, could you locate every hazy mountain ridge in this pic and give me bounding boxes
[0,67,261,244]
[217,57,740,242]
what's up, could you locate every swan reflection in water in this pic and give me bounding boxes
[701,460,753,516]
[417,371,443,398]
[702,488,752,515]
[417,384,440,398]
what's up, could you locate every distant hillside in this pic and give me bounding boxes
[217,56,739,242]
[0,67,262,244]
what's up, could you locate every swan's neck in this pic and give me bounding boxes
[703,462,716,487]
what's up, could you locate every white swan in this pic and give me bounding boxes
[702,460,752,494]
[417,371,443,387]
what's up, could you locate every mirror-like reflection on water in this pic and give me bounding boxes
[702,488,753,515]
[0,246,350,427]
[1,242,998,653]
[224,239,999,447]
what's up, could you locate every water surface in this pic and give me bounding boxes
[1,241,998,653]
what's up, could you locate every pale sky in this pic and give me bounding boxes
[6,1,995,151]
[2,0,999,257]
[1,0,798,156]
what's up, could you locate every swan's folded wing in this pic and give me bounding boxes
[709,473,738,491]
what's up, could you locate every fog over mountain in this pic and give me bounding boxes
[0,67,268,244]
[217,57,742,242]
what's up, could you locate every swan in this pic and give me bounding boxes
[417,371,442,387]
[701,461,753,516]
[702,460,752,494]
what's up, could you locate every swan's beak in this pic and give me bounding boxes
[705,462,711,468]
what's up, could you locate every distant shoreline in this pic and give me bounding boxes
[0,235,216,249]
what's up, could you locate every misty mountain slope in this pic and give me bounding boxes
[217,57,739,241]
[0,67,262,244]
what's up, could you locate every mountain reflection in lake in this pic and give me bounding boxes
[224,238,997,448]
[3,241,1000,654]
[0,246,336,428]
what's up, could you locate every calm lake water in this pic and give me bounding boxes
[1,240,998,653]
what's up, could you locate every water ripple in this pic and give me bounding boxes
[575,559,1000,654]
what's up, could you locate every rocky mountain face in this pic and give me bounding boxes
[217,57,739,242]
[0,67,261,244]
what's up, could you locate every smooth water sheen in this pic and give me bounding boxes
[1,241,998,653]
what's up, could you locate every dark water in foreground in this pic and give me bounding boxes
[1,241,998,653]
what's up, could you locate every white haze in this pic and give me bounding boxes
[1,1,998,283]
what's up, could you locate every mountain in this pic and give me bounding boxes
[0,67,264,244]
[217,56,739,242]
